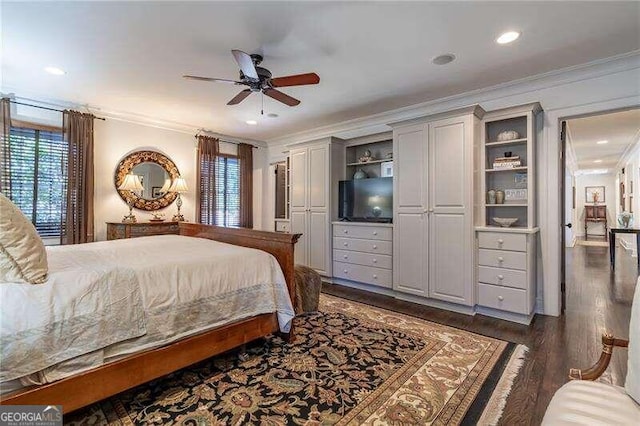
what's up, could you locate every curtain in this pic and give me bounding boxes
[0,98,11,196]
[238,143,253,228]
[62,110,95,244]
[196,134,220,225]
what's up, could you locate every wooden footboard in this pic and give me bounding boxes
[1,224,302,413]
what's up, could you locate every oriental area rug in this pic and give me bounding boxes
[66,294,526,425]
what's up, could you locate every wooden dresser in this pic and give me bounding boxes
[106,221,180,240]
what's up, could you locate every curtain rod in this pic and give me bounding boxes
[194,133,259,149]
[9,100,106,121]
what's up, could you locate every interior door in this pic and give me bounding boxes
[560,120,567,313]
[290,210,307,266]
[428,117,473,305]
[393,124,429,296]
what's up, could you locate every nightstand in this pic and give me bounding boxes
[106,221,180,240]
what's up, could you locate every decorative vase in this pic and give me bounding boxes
[618,212,633,228]
[495,190,505,204]
[487,190,496,204]
[353,169,367,179]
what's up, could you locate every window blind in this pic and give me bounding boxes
[9,127,67,237]
[215,155,240,227]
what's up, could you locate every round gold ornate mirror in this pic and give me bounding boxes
[114,150,180,211]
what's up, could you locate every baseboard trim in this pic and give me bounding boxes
[475,306,535,325]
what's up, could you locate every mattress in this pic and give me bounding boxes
[1,235,294,392]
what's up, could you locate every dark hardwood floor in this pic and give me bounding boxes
[322,240,636,425]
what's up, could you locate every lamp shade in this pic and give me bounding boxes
[119,173,144,191]
[159,178,172,194]
[168,176,188,193]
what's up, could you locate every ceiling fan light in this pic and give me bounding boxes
[496,31,520,44]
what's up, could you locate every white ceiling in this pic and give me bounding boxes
[2,1,639,142]
[567,109,640,171]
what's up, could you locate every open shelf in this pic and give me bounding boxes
[486,203,528,207]
[485,166,528,173]
[346,159,391,167]
[485,138,528,147]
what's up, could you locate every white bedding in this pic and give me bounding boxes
[0,235,294,389]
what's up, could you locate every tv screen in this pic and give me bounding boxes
[339,177,393,222]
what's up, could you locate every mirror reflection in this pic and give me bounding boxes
[132,162,171,200]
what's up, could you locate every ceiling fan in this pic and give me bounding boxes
[183,50,320,108]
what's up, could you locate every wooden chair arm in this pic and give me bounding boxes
[569,332,629,380]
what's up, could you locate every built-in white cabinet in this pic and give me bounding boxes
[391,106,484,306]
[289,138,344,275]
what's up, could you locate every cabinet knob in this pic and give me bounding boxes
[373,231,378,235]
[498,296,504,301]
[423,208,428,213]
[344,269,348,274]
[373,259,377,263]
[344,229,348,233]
[343,255,348,259]
[498,256,504,262]
[343,242,348,247]
[498,275,504,280]
[497,239,504,244]
[373,274,378,279]
[373,245,378,249]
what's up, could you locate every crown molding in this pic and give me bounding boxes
[266,50,640,147]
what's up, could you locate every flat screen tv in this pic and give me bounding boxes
[338,177,393,223]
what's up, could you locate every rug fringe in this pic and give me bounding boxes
[477,344,529,425]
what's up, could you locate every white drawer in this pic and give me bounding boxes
[275,221,289,233]
[478,266,527,290]
[478,232,526,252]
[478,283,529,315]
[333,261,392,288]
[333,237,392,255]
[333,224,392,241]
[334,249,392,269]
[478,249,526,270]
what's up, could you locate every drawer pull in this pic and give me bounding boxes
[372,259,377,263]
[498,256,504,262]
[343,255,348,259]
[373,274,378,279]
[343,242,348,247]
[498,296,504,301]
[373,245,378,249]
[343,270,348,274]
[497,239,504,245]
[373,231,378,235]
[498,275,504,280]
[344,229,348,234]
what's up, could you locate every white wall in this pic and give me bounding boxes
[574,173,616,238]
[94,119,197,240]
[263,53,640,316]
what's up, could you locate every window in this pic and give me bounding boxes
[214,155,240,227]
[9,126,67,237]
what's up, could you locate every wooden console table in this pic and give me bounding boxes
[608,227,640,269]
[106,221,180,240]
[584,204,607,240]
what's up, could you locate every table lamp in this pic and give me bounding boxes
[118,173,144,223]
[169,176,188,221]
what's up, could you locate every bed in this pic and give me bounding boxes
[0,223,301,413]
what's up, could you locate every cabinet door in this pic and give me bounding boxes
[290,210,308,266]
[308,211,329,275]
[394,212,428,296]
[394,125,427,210]
[289,148,308,210]
[308,145,328,210]
[428,117,473,305]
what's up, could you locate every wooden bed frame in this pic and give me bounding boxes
[0,223,301,413]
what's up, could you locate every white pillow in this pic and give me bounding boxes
[626,277,640,403]
[0,193,48,284]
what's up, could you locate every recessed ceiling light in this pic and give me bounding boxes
[594,159,603,163]
[496,31,520,45]
[432,54,456,65]
[267,113,278,118]
[245,120,257,125]
[596,140,609,145]
[44,66,65,75]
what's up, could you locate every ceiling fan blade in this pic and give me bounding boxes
[270,73,320,87]
[231,49,259,80]
[227,89,253,105]
[183,75,242,84]
[264,88,300,106]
